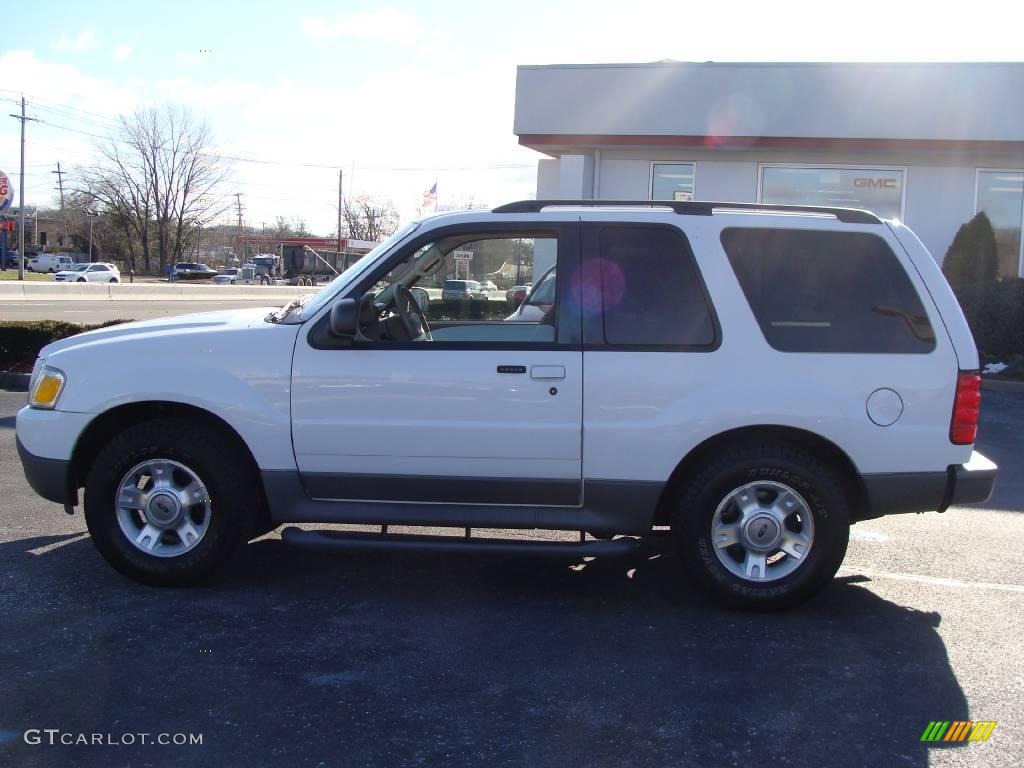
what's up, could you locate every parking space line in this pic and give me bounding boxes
[841,565,1024,593]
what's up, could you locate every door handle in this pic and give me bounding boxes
[530,365,566,380]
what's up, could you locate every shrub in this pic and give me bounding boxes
[0,320,130,370]
[942,211,1000,287]
[953,278,1024,360]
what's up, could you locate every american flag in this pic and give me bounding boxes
[422,182,437,209]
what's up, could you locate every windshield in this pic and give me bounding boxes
[288,221,420,321]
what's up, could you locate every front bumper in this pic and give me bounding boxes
[17,436,75,505]
[858,451,997,521]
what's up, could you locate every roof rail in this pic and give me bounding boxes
[491,199,881,224]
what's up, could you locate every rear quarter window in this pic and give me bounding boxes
[721,228,935,353]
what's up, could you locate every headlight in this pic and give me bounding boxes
[29,367,66,409]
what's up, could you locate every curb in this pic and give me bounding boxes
[0,372,30,392]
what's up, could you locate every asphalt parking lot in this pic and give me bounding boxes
[0,388,1021,767]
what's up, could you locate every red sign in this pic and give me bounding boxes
[0,220,15,231]
[0,170,11,212]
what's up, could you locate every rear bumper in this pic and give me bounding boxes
[17,436,75,506]
[947,452,998,507]
[858,451,997,521]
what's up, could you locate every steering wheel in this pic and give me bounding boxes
[395,285,432,341]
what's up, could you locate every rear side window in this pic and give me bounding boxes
[721,228,935,353]
[596,226,717,348]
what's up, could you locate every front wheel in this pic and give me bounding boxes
[672,442,849,611]
[84,419,263,586]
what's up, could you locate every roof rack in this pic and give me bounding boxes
[491,199,881,224]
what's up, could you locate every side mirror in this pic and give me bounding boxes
[329,298,359,338]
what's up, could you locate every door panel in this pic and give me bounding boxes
[291,222,582,506]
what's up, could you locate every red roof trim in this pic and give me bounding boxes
[517,134,1024,152]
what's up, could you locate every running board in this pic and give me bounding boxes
[281,527,639,557]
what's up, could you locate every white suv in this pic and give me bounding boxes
[16,200,997,610]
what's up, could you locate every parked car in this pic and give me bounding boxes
[505,267,555,322]
[441,279,486,301]
[1,250,25,269]
[173,262,218,280]
[27,253,75,273]
[505,283,533,303]
[212,268,240,285]
[55,262,120,283]
[479,280,498,293]
[16,200,997,610]
[53,264,91,282]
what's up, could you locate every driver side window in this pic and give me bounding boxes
[356,233,559,345]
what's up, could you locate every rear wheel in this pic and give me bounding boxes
[77,277,86,282]
[110,277,118,283]
[84,419,263,586]
[672,442,849,611]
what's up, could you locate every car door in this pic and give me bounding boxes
[290,221,583,507]
[86,264,107,282]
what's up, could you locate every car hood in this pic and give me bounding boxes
[53,270,80,277]
[39,306,279,358]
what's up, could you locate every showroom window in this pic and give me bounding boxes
[651,163,696,201]
[976,169,1024,277]
[759,165,905,220]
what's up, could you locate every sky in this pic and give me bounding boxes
[1,0,1022,236]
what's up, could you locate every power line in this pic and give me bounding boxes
[27,112,533,173]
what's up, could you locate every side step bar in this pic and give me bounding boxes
[281,527,639,557]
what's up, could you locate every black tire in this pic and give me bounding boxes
[672,441,849,611]
[77,277,86,282]
[84,419,261,587]
[110,277,118,283]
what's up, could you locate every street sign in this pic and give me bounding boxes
[453,250,473,262]
[0,171,12,212]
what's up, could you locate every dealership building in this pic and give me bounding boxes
[514,62,1024,277]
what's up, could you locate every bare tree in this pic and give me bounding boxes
[73,106,231,272]
[434,194,487,213]
[338,195,400,242]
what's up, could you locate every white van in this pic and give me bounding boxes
[28,253,75,273]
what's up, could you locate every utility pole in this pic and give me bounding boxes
[52,162,67,251]
[234,192,244,263]
[9,96,40,281]
[337,169,343,267]
[86,210,98,262]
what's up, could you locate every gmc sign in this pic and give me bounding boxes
[854,177,899,189]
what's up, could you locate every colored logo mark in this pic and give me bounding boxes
[921,721,997,742]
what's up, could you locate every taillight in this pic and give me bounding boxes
[950,371,982,445]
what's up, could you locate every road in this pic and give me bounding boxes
[0,389,1021,767]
